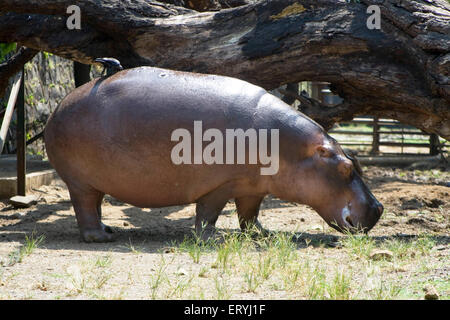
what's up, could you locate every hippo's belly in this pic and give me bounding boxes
[44,67,271,207]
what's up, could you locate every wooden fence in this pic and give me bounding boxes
[329,116,449,156]
[295,81,449,156]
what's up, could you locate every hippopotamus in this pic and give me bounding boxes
[44,66,383,242]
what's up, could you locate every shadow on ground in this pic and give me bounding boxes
[0,195,448,255]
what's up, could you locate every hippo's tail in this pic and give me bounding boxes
[94,57,123,77]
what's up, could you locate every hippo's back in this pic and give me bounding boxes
[45,67,280,207]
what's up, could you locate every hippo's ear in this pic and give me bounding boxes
[351,156,363,176]
[343,150,363,176]
[338,159,353,177]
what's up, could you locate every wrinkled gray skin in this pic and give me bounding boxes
[44,67,383,242]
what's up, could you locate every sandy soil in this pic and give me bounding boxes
[0,165,448,299]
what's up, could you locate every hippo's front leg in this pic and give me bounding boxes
[195,189,229,241]
[235,196,267,235]
[67,183,115,243]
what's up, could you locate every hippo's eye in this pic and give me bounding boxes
[316,145,332,158]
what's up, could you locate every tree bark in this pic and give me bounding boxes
[0,0,449,138]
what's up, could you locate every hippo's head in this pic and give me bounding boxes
[273,130,383,233]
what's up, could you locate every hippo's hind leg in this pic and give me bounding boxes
[195,190,229,241]
[235,196,267,235]
[67,183,115,243]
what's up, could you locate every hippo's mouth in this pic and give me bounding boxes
[341,204,355,229]
[334,203,368,234]
[323,204,356,233]
[338,203,375,234]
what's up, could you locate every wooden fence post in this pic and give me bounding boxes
[16,67,26,196]
[370,117,380,155]
[429,134,440,155]
[0,72,22,154]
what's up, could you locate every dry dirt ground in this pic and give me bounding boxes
[0,165,448,300]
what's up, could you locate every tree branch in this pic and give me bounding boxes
[0,0,193,16]
[0,46,38,98]
[0,0,448,138]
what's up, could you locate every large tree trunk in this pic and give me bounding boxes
[1,0,449,139]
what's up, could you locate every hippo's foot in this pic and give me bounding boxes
[67,184,114,243]
[101,222,114,234]
[80,228,116,243]
[195,223,219,242]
